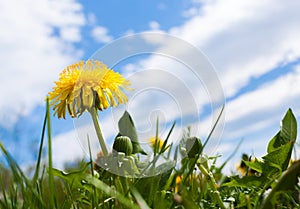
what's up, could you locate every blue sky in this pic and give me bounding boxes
[1,0,300,172]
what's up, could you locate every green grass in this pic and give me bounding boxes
[0,104,299,208]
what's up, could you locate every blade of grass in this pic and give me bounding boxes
[166,143,173,158]
[46,97,55,208]
[197,163,226,209]
[0,179,8,209]
[86,175,140,209]
[87,135,97,208]
[131,187,151,209]
[0,201,7,209]
[154,117,159,156]
[184,105,224,184]
[202,104,224,150]
[174,145,179,162]
[0,142,46,207]
[160,121,176,154]
[33,108,47,181]
[218,138,243,172]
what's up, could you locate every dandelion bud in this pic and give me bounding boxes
[93,170,100,179]
[113,136,133,156]
[186,137,202,158]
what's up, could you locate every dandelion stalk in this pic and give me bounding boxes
[90,107,109,156]
[46,98,55,209]
[197,163,226,209]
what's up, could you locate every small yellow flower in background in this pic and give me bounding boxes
[48,60,130,119]
[148,136,164,149]
[175,175,182,193]
[236,154,260,176]
[289,159,297,166]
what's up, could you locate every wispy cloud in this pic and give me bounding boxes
[173,0,300,97]
[0,0,85,128]
[91,26,113,44]
[148,21,160,31]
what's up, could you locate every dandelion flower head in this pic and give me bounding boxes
[148,136,164,149]
[49,60,130,118]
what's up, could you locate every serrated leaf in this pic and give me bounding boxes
[267,131,280,153]
[222,175,266,188]
[118,111,146,154]
[261,160,300,209]
[264,109,297,176]
[281,108,297,143]
[263,142,293,174]
[244,158,264,173]
[268,109,297,153]
[135,161,174,199]
[52,163,89,188]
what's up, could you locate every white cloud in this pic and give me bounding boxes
[191,0,213,3]
[223,65,300,138]
[149,21,160,31]
[60,26,82,42]
[51,110,127,168]
[87,13,97,25]
[211,66,300,173]
[91,26,113,44]
[182,7,199,18]
[52,128,86,168]
[123,29,135,36]
[0,0,85,128]
[172,0,300,98]
[118,51,215,139]
[52,113,120,169]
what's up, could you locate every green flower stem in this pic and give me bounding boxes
[197,163,226,209]
[90,108,109,156]
[46,98,55,209]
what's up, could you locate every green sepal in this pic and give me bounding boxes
[118,111,146,154]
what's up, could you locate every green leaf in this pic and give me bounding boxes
[95,153,140,176]
[52,163,89,188]
[280,108,297,143]
[244,158,264,173]
[264,109,297,174]
[261,160,300,209]
[267,131,280,153]
[223,175,266,188]
[263,142,293,174]
[268,108,297,153]
[118,111,146,154]
[134,161,174,202]
[160,121,176,154]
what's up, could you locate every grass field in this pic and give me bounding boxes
[0,101,299,209]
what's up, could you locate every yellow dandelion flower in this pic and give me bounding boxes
[48,60,131,119]
[148,136,164,149]
[236,154,260,176]
[175,175,182,193]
